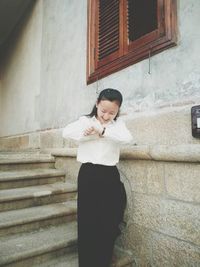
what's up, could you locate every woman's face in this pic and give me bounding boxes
[96,100,119,124]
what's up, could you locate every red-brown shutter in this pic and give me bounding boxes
[87,0,177,84]
[95,0,123,68]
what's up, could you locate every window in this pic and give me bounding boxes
[87,0,177,84]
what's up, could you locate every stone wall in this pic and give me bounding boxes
[1,102,200,151]
[118,158,200,266]
[52,146,200,266]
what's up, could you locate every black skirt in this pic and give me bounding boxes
[77,162,127,267]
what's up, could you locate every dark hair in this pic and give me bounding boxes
[87,88,123,120]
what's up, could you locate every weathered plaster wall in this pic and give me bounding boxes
[37,0,96,130]
[0,0,42,137]
[0,0,200,139]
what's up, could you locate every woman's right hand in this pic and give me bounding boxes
[83,125,104,136]
[83,127,96,136]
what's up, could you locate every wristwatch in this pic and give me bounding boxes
[102,127,106,135]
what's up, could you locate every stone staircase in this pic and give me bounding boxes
[0,151,133,267]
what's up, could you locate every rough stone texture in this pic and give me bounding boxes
[0,135,29,151]
[151,233,200,267]
[126,105,200,146]
[132,193,200,247]
[55,156,80,183]
[28,132,40,149]
[164,162,200,203]
[150,144,200,162]
[38,251,78,267]
[46,147,200,266]
[0,152,80,266]
[0,158,55,171]
[120,146,151,160]
[117,223,153,267]
[0,201,77,237]
[40,129,64,149]
[0,168,66,189]
[0,222,77,266]
[117,157,200,266]
[0,128,77,151]
[119,160,165,196]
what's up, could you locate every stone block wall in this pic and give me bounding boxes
[118,156,200,266]
[51,145,200,267]
[1,103,199,151]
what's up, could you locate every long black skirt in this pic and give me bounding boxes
[77,162,126,267]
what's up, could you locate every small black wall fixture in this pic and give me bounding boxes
[191,105,200,138]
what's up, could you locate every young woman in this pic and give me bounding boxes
[62,88,133,267]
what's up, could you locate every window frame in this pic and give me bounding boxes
[87,0,177,85]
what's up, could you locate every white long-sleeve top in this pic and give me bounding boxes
[62,116,133,166]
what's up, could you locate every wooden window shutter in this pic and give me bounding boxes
[87,0,177,84]
[95,0,123,69]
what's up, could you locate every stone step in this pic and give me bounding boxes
[0,151,52,160]
[36,251,78,267]
[111,246,135,267]
[0,221,77,267]
[0,158,56,171]
[0,168,66,189]
[0,182,77,212]
[0,200,77,237]
[37,247,134,267]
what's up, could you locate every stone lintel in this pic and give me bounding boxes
[51,144,200,163]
